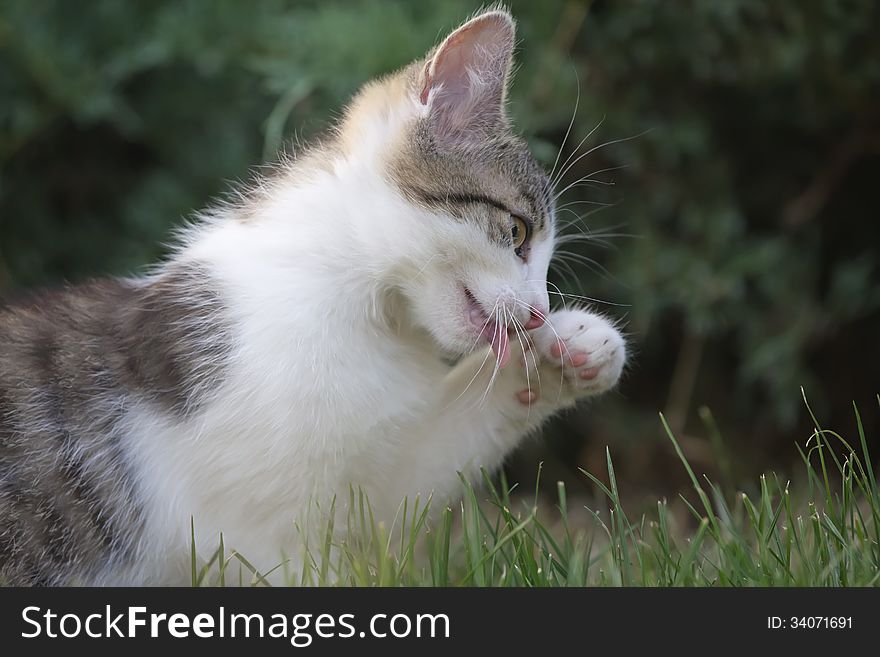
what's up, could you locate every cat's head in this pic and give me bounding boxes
[341,9,554,365]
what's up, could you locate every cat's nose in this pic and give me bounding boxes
[523,307,545,330]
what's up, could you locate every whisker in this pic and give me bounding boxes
[555,234,616,251]
[553,250,624,285]
[556,206,617,237]
[466,297,500,356]
[480,306,505,406]
[509,302,542,373]
[545,289,631,308]
[549,258,583,293]
[525,278,566,312]
[444,297,501,412]
[555,207,618,241]
[553,129,649,192]
[413,253,440,279]
[524,277,627,309]
[551,115,606,189]
[513,299,567,397]
[556,198,615,211]
[447,341,494,410]
[555,217,631,237]
[543,280,570,311]
[554,166,625,201]
[507,309,533,422]
[555,233,635,247]
[548,70,580,183]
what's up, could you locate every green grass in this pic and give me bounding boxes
[194,393,880,587]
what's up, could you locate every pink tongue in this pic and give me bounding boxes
[487,320,511,368]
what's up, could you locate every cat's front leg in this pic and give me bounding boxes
[381,308,625,512]
[435,306,626,438]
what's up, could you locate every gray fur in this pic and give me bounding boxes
[0,264,231,585]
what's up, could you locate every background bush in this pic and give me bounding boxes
[1,0,878,502]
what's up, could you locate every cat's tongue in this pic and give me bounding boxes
[487,320,511,368]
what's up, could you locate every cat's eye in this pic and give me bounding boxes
[510,215,529,253]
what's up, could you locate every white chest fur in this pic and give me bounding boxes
[124,169,454,577]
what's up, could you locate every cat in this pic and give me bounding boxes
[0,8,626,585]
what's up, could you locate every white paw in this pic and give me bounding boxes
[515,308,626,405]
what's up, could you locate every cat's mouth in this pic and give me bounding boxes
[463,287,511,367]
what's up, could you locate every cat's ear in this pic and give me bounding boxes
[418,10,516,145]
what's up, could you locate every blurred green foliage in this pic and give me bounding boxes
[1,0,878,490]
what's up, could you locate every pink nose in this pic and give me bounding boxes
[524,308,545,330]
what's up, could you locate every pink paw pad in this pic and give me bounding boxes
[549,340,588,367]
[579,367,600,380]
[516,390,537,405]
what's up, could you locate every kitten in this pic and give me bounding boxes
[0,9,625,585]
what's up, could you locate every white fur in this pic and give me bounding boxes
[110,14,626,585]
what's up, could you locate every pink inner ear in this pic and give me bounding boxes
[419,12,514,111]
[420,32,473,107]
